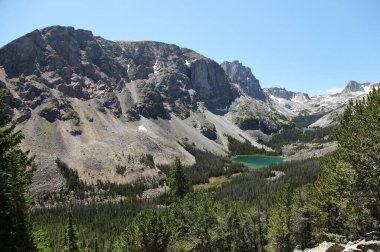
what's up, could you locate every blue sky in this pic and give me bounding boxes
[0,0,379,95]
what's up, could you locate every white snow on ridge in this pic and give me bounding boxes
[269,94,287,104]
[185,60,191,67]
[138,125,148,132]
[153,60,158,74]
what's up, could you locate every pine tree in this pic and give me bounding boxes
[334,88,380,220]
[266,183,294,252]
[168,158,191,199]
[308,88,380,241]
[0,89,35,251]
[114,208,171,252]
[64,209,80,252]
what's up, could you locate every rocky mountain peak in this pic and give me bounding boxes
[341,80,365,94]
[263,87,310,102]
[292,92,310,102]
[0,26,238,120]
[220,60,266,101]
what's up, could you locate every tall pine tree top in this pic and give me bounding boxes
[0,89,35,251]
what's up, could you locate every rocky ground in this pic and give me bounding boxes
[283,142,338,161]
[298,239,380,252]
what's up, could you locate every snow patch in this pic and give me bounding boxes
[185,60,191,67]
[138,125,148,132]
[269,94,287,104]
[153,60,158,74]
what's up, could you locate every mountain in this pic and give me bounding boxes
[0,26,285,196]
[220,60,266,101]
[221,60,287,134]
[341,80,365,94]
[264,87,310,102]
[266,81,379,127]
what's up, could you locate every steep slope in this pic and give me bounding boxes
[221,61,288,134]
[265,87,310,101]
[221,60,266,101]
[0,26,269,196]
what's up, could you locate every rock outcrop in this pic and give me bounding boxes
[0,26,237,121]
[341,80,365,94]
[299,239,380,252]
[221,60,266,101]
[264,87,310,101]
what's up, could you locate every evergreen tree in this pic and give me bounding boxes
[308,88,380,242]
[334,89,380,220]
[0,89,35,251]
[114,208,172,252]
[168,158,191,199]
[64,209,80,252]
[266,183,294,252]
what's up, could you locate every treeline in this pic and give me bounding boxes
[291,112,327,128]
[214,158,322,203]
[267,126,334,151]
[32,198,154,251]
[158,142,247,185]
[42,158,163,204]
[55,158,89,198]
[226,134,281,156]
[115,192,265,252]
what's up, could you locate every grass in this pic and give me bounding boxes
[193,176,231,191]
[41,119,53,134]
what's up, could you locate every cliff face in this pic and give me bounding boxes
[341,80,365,94]
[221,60,266,101]
[264,87,310,101]
[0,26,237,121]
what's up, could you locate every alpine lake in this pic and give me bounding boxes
[230,155,284,169]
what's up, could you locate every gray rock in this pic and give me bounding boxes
[264,87,310,101]
[0,26,239,121]
[221,60,266,101]
[14,108,31,123]
[341,80,365,94]
[200,122,217,140]
[38,101,60,122]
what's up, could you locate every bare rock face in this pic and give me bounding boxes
[0,26,238,121]
[221,60,266,101]
[228,96,287,134]
[300,239,380,252]
[341,80,365,94]
[264,87,310,101]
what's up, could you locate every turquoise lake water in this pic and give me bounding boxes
[230,155,283,169]
[303,127,317,133]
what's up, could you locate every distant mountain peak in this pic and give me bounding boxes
[220,60,266,101]
[263,87,310,102]
[341,80,365,94]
